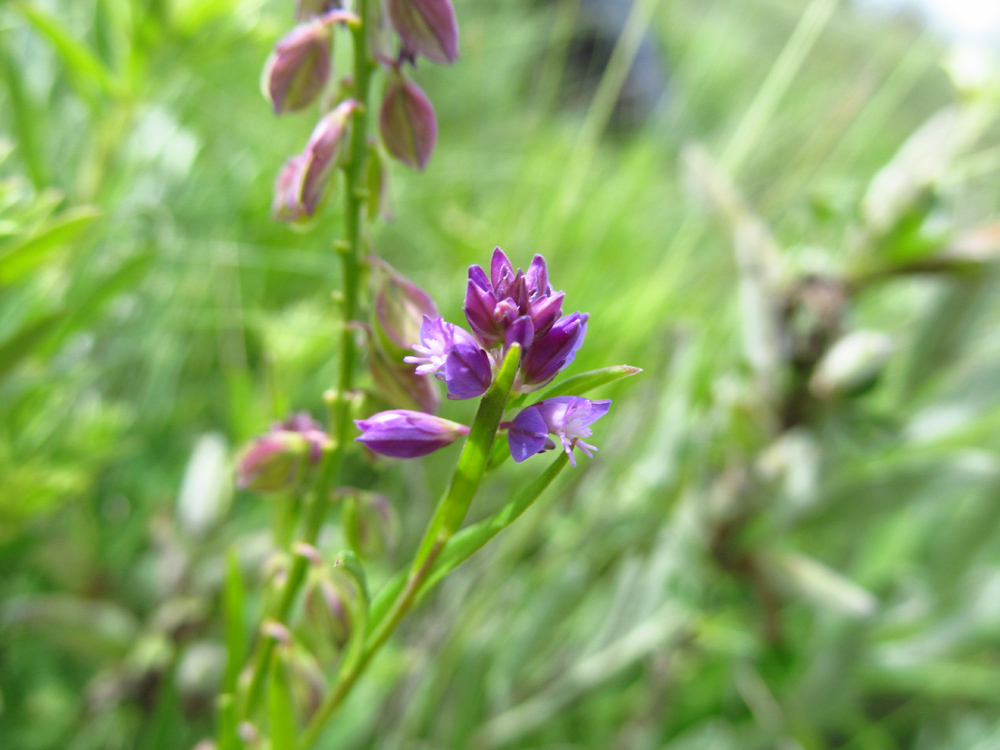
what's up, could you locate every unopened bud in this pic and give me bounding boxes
[370,343,441,414]
[810,330,894,399]
[342,492,400,559]
[304,576,352,649]
[387,0,459,65]
[272,99,360,222]
[379,75,437,170]
[373,259,439,357]
[235,431,309,492]
[285,646,325,720]
[262,20,333,114]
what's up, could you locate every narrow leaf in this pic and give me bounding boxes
[527,365,642,404]
[268,653,298,750]
[223,548,246,694]
[11,1,123,98]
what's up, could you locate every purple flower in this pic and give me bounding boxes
[404,316,492,400]
[387,0,459,65]
[379,74,437,170]
[354,410,470,458]
[519,312,588,389]
[508,397,611,467]
[262,20,333,114]
[464,248,565,350]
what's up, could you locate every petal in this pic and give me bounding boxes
[507,406,549,462]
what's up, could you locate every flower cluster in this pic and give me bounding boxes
[355,248,610,466]
[264,0,460,222]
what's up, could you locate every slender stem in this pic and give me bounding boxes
[238,0,373,722]
[299,347,522,748]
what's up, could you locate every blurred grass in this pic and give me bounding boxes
[1,0,1000,748]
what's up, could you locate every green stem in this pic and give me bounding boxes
[299,346,522,748]
[239,0,373,722]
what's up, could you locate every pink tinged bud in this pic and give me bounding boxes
[276,412,331,461]
[387,0,459,64]
[235,431,308,492]
[272,155,309,222]
[354,409,469,458]
[299,99,359,217]
[370,343,441,414]
[379,76,437,170]
[374,262,440,357]
[262,20,333,114]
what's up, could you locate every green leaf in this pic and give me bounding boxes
[0,207,101,285]
[420,453,569,597]
[0,311,67,379]
[268,653,298,750]
[223,548,246,694]
[526,365,643,404]
[332,551,369,677]
[10,1,124,99]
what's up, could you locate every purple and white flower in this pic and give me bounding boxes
[508,397,611,467]
[404,316,492,400]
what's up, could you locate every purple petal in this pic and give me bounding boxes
[521,312,588,387]
[505,315,534,351]
[490,247,514,291]
[507,406,549,462]
[441,342,492,399]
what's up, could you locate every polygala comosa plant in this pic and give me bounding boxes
[216,0,640,747]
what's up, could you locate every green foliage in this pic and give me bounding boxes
[1,0,1000,748]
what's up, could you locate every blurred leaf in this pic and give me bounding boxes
[1,595,139,659]
[0,311,67,379]
[268,653,298,750]
[0,207,101,285]
[10,1,124,99]
[223,548,246,695]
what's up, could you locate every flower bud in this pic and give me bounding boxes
[272,155,309,223]
[387,0,459,65]
[809,330,894,399]
[379,75,437,170]
[373,261,439,359]
[370,343,441,413]
[262,20,333,114]
[299,99,360,215]
[235,431,309,492]
[342,492,400,559]
[519,312,589,390]
[304,577,351,649]
[354,409,469,458]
